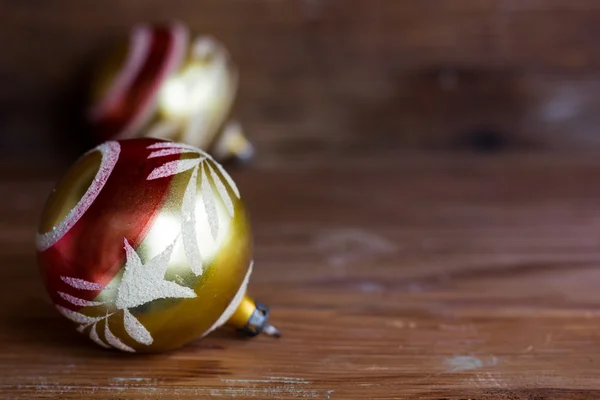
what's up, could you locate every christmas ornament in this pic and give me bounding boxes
[87,21,253,163]
[36,138,278,353]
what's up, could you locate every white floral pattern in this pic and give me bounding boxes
[116,237,196,309]
[146,141,239,277]
[58,237,196,352]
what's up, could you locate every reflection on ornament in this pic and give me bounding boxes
[88,21,253,163]
[36,139,277,353]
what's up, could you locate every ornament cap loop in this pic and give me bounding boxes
[227,296,281,338]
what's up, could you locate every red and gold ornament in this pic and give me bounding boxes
[36,138,277,353]
[88,21,253,162]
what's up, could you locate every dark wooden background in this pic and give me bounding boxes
[3,0,600,169]
[2,1,600,399]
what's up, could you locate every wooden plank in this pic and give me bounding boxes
[2,155,600,398]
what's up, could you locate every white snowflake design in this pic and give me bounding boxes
[56,141,241,352]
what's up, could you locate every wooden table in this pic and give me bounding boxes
[2,154,600,399]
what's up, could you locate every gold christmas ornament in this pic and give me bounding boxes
[36,138,277,353]
[87,21,253,163]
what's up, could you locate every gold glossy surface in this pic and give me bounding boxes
[38,150,101,234]
[156,41,238,150]
[89,42,128,108]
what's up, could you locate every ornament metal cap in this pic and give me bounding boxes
[228,296,281,338]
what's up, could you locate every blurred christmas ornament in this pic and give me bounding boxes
[36,139,278,353]
[88,21,253,163]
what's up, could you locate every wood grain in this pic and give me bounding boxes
[3,0,600,169]
[3,1,600,398]
[2,155,600,399]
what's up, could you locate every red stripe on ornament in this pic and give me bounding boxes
[88,25,152,122]
[92,23,189,142]
[38,139,180,308]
